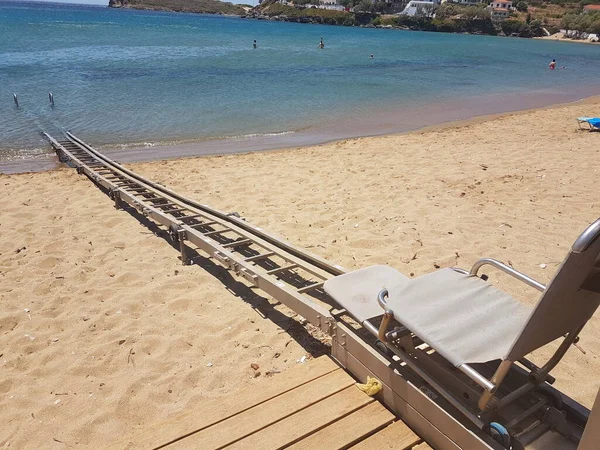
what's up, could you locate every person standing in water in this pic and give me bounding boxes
[549,59,556,70]
[318,37,324,49]
[253,40,257,49]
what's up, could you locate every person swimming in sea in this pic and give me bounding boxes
[549,59,556,70]
[370,54,374,59]
[253,40,257,49]
[318,38,324,49]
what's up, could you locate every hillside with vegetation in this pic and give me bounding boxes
[250,0,596,37]
[251,0,533,36]
[108,0,245,15]
[561,9,600,34]
[107,0,600,39]
[512,0,600,34]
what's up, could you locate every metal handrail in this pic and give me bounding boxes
[377,288,393,315]
[572,218,600,252]
[470,258,546,292]
[377,288,394,342]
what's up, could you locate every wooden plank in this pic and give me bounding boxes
[167,369,355,449]
[287,401,395,450]
[227,386,374,450]
[350,420,421,450]
[106,356,340,450]
[412,443,434,450]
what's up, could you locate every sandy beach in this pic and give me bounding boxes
[1,98,599,448]
[536,32,600,45]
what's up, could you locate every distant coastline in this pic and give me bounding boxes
[107,0,550,38]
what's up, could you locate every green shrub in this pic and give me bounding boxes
[516,1,528,11]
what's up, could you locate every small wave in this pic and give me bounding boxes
[112,142,158,149]
[109,141,160,150]
[94,130,297,151]
[0,147,52,161]
[226,131,296,140]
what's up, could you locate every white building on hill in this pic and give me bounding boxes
[397,0,439,17]
[488,0,513,20]
[489,0,512,8]
[318,0,345,10]
[442,0,487,4]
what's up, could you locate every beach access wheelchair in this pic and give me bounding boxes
[325,218,600,449]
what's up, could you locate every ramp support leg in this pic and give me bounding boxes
[110,189,124,210]
[178,229,189,265]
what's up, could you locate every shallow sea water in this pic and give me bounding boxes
[1,0,599,165]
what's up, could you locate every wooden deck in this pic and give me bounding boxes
[108,356,429,450]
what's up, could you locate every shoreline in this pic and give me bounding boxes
[108,4,540,39]
[535,33,600,46]
[3,89,600,175]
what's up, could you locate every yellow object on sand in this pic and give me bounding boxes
[356,376,383,396]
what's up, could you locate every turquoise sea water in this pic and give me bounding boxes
[1,1,599,164]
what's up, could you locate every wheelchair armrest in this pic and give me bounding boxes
[469,258,546,292]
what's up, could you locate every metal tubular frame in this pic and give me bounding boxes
[537,324,585,380]
[377,289,395,343]
[470,258,546,292]
[458,364,496,393]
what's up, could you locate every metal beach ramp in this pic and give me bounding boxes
[44,131,597,450]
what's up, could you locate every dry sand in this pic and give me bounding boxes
[1,98,599,448]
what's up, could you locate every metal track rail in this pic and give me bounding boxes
[45,131,340,335]
[66,132,346,278]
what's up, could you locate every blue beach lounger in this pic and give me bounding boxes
[577,117,600,130]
